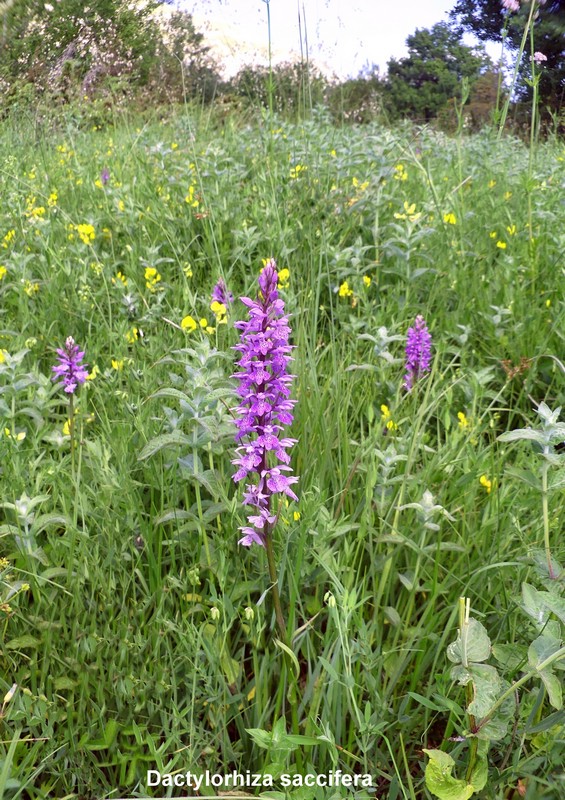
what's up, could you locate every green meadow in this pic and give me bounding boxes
[0,106,564,799]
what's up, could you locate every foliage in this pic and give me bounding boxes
[227,61,328,116]
[450,0,565,115]
[0,0,220,109]
[382,23,490,122]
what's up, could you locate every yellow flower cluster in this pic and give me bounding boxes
[394,201,421,222]
[210,301,227,324]
[144,266,161,291]
[111,271,128,287]
[338,281,353,298]
[394,163,408,181]
[2,230,15,248]
[70,223,96,244]
[290,164,307,179]
[185,185,199,207]
[380,404,398,431]
[0,266,7,281]
[181,315,215,335]
[480,474,492,494]
[443,212,457,225]
[25,196,46,219]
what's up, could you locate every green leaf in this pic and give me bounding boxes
[423,749,474,800]
[408,692,445,712]
[447,618,491,666]
[220,652,240,686]
[521,583,551,629]
[498,428,547,444]
[450,664,501,718]
[5,635,41,650]
[492,643,527,672]
[138,431,192,460]
[274,639,300,680]
[528,635,563,710]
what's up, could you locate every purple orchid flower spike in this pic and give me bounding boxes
[404,315,432,391]
[232,259,298,546]
[52,336,89,394]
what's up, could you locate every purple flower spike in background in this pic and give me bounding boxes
[211,277,234,306]
[232,259,298,547]
[52,336,89,394]
[100,167,110,186]
[404,315,432,391]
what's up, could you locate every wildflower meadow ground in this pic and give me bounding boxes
[0,105,564,799]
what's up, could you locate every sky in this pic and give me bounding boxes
[174,0,465,79]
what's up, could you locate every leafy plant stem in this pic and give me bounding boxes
[475,644,565,734]
[497,0,537,139]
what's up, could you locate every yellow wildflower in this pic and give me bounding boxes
[23,280,39,296]
[183,263,193,278]
[394,201,421,222]
[363,275,372,288]
[111,359,124,371]
[144,266,161,291]
[393,163,407,181]
[181,316,197,332]
[63,419,71,436]
[443,212,457,225]
[506,224,516,236]
[171,142,178,150]
[48,191,58,207]
[4,428,26,441]
[2,230,15,248]
[290,164,307,179]
[0,350,7,363]
[0,266,7,280]
[488,179,496,188]
[278,268,290,289]
[504,191,512,200]
[480,474,492,494]
[457,411,469,429]
[338,281,353,298]
[118,199,125,212]
[210,301,227,323]
[380,404,398,431]
[86,364,100,381]
[185,185,199,207]
[125,327,139,344]
[496,241,507,249]
[75,224,95,244]
[111,271,128,287]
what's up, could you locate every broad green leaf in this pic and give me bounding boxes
[5,635,41,650]
[451,664,501,719]
[497,428,547,444]
[423,749,474,800]
[528,635,563,710]
[492,643,527,672]
[447,618,491,666]
[138,431,192,460]
[521,583,551,629]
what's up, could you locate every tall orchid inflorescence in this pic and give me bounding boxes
[52,337,89,394]
[232,260,298,547]
[404,315,432,391]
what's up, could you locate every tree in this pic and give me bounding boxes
[449,0,565,115]
[382,23,489,122]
